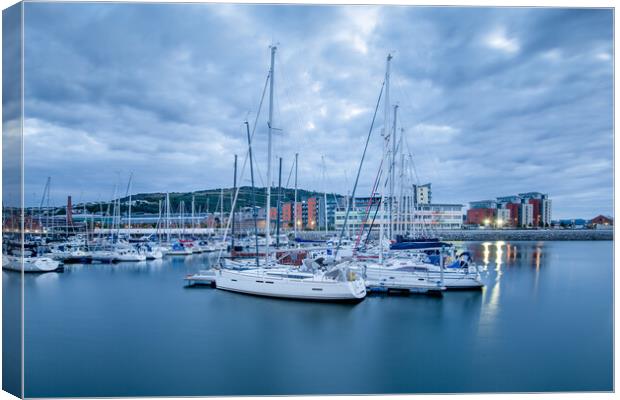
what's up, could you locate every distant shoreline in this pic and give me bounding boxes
[436,229,613,241]
[297,229,613,241]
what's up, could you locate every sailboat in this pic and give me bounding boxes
[214,46,366,302]
[332,54,447,294]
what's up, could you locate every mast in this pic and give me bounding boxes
[157,199,162,243]
[266,45,276,256]
[191,195,195,236]
[232,154,237,251]
[384,54,393,241]
[391,105,399,238]
[293,152,298,238]
[165,192,170,243]
[321,155,328,236]
[245,121,260,269]
[379,53,392,264]
[126,172,133,235]
[399,127,405,236]
[276,157,282,248]
[220,188,224,232]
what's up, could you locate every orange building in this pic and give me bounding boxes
[282,203,292,225]
[307,197,318,230]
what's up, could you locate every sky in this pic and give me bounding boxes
[14,3,613,218]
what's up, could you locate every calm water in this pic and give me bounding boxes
[7,241,613,396]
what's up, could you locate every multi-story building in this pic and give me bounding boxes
[519,202,534,227]
[468,192,552,227]
[412,183,432,205]
[496,208,511,227]
[466,200,497,225]
[334,201,463,232]
[519,192,552,227]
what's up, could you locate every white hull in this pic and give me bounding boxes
[359,259,483,290]
[166,250,193,256]
[3,255,61,273]
[115,254,147,262]
[364,267,446,292]
[215,268,366,301]
[145,251,163,260]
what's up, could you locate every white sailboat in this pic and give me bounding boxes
[214,46,366,302]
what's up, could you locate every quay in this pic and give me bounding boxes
[294,229,613,241]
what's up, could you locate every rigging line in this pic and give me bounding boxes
[335,79,385,256]
[353,155,384,252]
[284,159,295,189]
[215,66,275,264]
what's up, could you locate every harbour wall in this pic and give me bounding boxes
[296,229,613,241]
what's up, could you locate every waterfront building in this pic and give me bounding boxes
[467,192,552,227]
[518,202,534,227]
[589,215,613,229]
[466,203,496,226]
[412,183,432,205]
[496,208,511,227]
[519,192,552,227]
[334,201,463,231]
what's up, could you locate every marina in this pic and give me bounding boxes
[2,3,613,397]
[10,240,612,396]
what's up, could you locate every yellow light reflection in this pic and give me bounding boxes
[495,241,504,274]
[482,241,491,270]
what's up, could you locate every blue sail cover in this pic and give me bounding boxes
[294,237,326,243]
[389,241,451,250]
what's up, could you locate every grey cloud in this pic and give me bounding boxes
[19,4,613,219]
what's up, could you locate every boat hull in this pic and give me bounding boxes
[215,269,366,302]
[3,255,62,273]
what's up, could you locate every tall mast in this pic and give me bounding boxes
[391,105,399,238]
[380,53,392,263]
[232,154,237,251]
[166,192,170,243]
[276,157,282,248]
[126,172,133,234]
[157,199,162,243]
[191,195,195,236]
[266,45,276,255]
[245,121,260,269]
[293,152,298,238]
[385,54,393,240]
[321,155,328,236]
[220,188,223,232]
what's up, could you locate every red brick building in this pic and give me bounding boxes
[307,197,318,230]
[281,203,292,226]
[466,208,496,225]
[589,215,613,226]
[505,203,520,227]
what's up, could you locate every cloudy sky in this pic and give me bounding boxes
[19,3,613,218]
